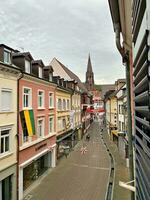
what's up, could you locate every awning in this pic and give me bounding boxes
[20,110,35,136]
[57,130,73,143]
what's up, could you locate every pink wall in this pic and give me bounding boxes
[19,78,57,164]
[19,136,55,164]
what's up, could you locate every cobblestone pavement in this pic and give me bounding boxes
[25,122,110,200]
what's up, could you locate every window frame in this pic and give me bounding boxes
[49,73,53,82]
[67,99,70,110]
[0,88,12,112]
[23,87,32,109]
[37,90,45,109]
[49,92,54,108]
[58,99,62,111]
[4,49,11,64]
[63,99,66,110]
[62,118,66,130]
[58,118,62,132]
[38,66,43,78]
[25,59,31,74]
[49,116,54,134]
[0,126,12,156]
[37,118,44,137]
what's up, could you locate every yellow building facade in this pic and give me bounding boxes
[56,87,72,159]
[71,91,82,140]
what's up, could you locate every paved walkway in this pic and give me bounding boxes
[25,122,110,200]
[102,127,131,200]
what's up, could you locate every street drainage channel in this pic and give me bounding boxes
[100,132,115,200]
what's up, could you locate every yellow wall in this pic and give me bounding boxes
[110,97,117,127]
[0,69,18,171]
[72,93,81,127]
[56,89,71,135]
[105,96,117,128]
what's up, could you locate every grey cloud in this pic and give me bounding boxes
[0,0,124,84]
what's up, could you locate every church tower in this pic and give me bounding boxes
[85,54,94,91]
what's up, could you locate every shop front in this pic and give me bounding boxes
[0,164,17,200]
[23,152,51,191]
[56,130,74,159]
[19,137,56,200]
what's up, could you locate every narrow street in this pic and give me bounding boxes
[25,122,110,200]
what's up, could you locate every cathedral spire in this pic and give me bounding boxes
[87,53,93,73]
[85,54,94,91]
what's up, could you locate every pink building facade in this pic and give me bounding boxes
[18,75,57,199]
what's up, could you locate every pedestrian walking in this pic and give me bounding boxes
[86,134,90,141]
[64,146,70,158]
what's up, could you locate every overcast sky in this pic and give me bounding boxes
[0,0,125,84]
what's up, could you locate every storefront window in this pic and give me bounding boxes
[1,175,12,200]
[23,154,49,191]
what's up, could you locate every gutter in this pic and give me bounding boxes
[17,71,24,200]
[114,23,125,58]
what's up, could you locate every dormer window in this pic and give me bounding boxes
[39,67,42,78]
[4,50,11,64]
[25,60,31,73]
[49,73,52,81]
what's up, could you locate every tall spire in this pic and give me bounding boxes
[87,53,93,73]
[85,53,94,91]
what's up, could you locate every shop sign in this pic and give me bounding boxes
[35,143,47,151]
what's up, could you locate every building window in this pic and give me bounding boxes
[58,99,62,110]
[22,117,29,143]
[49,73,52,81]
[63,99,66,110]
[37,119,44,137]
[38,90,44,108]
[4,50,11,64]
[49,93,54,108]
[39,67,43,78]
[0,128,10,154]
[1,175,12,200]
[49,117,54,134]
[62,118,66,130]
[25,60,31,73]
[23,88,32,108]
[1,89,12,112]
[58,118,62,131]
[67,99,70,110]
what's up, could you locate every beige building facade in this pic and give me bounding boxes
[0,61,20,200]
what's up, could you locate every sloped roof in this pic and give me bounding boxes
[0,44,15,51]
[50,58,87,92]
[32,59,45,67]
[13,52,33,60]
[44,65,54,72]
[104,89,115,101]
[97,84,115,99]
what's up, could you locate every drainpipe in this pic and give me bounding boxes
[114,23,124,58]
[17,71,24,200]
[114,23,134,199]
